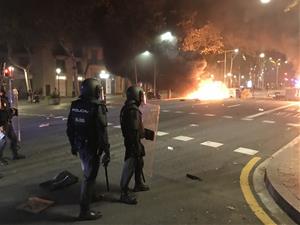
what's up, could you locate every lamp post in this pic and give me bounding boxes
[56,68,61,95]
[269,58,281,89]
[259,53,266,89]
[223,48,239,87]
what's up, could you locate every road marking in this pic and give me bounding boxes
[190,124,199,127]
[244,103,298,119]
[167,146,174,151]
[62,118,68,121]
[262,120,275,124]
[54,116,64,119]
[204,114,216,117]
[234,147,258,155]
[39,123,50,128]
[173,136,194,141]
[189,112,198,115]
[241,118,254,121]
[223,115,233,119]
[227,104,240,108]
[201,141,223,148]
[162,110,170,113]
[157,131,169,136]
[286,123,300,127]
[175,111,183,114]
[113,125,121,128]
[107,122,113,126]
[240,157,276,225]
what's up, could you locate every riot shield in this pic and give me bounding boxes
[140,103,160,177]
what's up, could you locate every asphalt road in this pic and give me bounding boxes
[0,98,299,225]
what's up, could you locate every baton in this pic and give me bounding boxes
[104,166,110,192]
[141,170,146,183]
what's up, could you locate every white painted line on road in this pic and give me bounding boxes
[223,115,233,119]
[39,123,50,128]
[201,141,223,148]
[241,118,254,121]
[204,114,216,117]
[286,123,300,127]
[107,122,113,126]
[189,112,198,115]
[190,124,199,127]
[175,111,183,114]
[113,125,121,128]
[62,118,68,121]
[234,147,259,156]
[262,120,275,124]
[162,110,170,113]
[173,136,194,141]
[244,103,298,119]
[227,104,240,108]
[54,116,64,119]
[157,131,169,136]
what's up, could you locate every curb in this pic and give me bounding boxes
[264,135,300,224]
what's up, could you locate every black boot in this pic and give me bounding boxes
[12,154,25,160]
[78,210,102,220]
[133,183,150,192]
[120,192,137,205]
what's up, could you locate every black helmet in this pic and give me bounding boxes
[126,85,146,106]
[80,78,103,100]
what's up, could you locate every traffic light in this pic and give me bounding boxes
[4,68,10,77]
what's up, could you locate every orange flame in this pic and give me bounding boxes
[186,79,230,100]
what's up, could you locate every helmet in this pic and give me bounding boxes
[126,85,146,106]
[80,78,104,100]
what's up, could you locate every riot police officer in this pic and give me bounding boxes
[67,78,110,220]
[0,88,24,165]
[119,85,150,205]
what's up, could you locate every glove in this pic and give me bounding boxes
[101,153,110,167]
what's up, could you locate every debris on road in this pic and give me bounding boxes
[17,197,54,213]
[186,173,203,181]
[226,205,235,211]
[39,123,50,128]
[40,170,78,191]
[167,146,174,151]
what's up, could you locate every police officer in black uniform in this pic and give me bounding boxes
[67,78,110,220]
[119,86,150,205]
[0,88,24,165]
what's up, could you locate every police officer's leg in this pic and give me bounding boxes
[6,123,23,159]
[133,157,149,192]
[120,157,137,204]
[79,152,101,220]
[0,137,8,165]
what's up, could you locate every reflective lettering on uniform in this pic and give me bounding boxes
[75,117,86,123]
[72,108,89,113]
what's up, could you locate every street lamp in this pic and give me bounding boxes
[223,48,239,87]
[56,68,61,95]
[160,31,176,43]
[260,0,271,4]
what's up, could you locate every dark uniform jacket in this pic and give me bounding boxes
[120,100,145,160]
[0,96,14,128]
[66,97,109,155]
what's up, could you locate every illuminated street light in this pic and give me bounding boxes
[285,60,288,64]
[141,50,151,57]
[56,68,61,75]
[260,0,271,4]
[99,70,110,79]
[259,53,265,58]
[160,31,176,42]
[234,48,239,53]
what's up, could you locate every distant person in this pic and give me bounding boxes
[27,89,33,103]
[67,78,110,220]
[0,88,25,164]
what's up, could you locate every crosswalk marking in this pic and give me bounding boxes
[223,115,233,119]
[227,104,240,108]
[162,110,170,113]
[39,123,50,128]
[190,124,199,127]
[113,125,121,128]
[157,131,169,136]
[242,118,253,121]
[189,112,198,115]
[107,122,113,126]
[54,116,64,119]
[234,147,258,156]
[175,111,183,113]
[173,136,194,141]
[201,141,223,148]
[262,120,275,124]
[286,123,300,127]
[204,114,216,117]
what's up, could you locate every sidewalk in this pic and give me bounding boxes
[265,135,300,224]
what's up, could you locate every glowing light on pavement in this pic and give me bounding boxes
[186,79,230,100]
